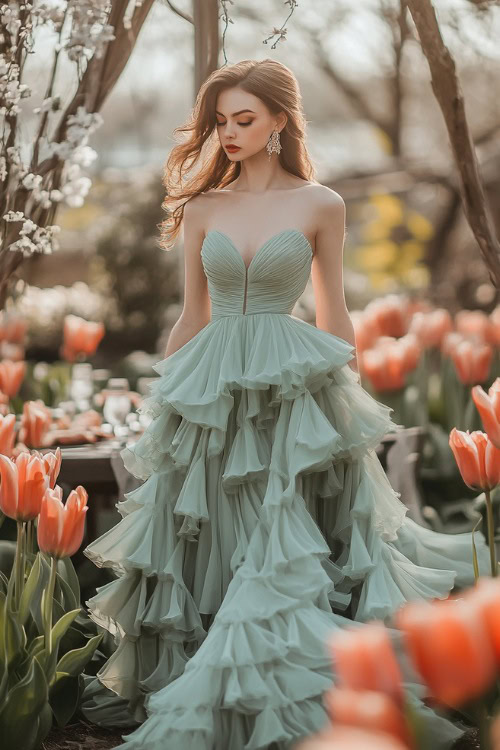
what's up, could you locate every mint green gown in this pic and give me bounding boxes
[81,229,491,749]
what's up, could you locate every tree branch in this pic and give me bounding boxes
[407,0,500,288]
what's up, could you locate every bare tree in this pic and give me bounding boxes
[237,0,499,297]
[1,1,157,309]
[407,0,500,288]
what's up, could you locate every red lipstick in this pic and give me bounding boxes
[226,145,241,152]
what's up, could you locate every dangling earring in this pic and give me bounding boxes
[266,129,282,161]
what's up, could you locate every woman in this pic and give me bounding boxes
[81,59,490,749]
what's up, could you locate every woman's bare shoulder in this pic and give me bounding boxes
[183,192,211,222]
[306,183,344,208]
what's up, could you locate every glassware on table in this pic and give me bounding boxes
[92,368,112,394]
[102,378,132,442]
[69,363,94,412]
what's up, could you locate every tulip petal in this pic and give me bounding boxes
[472,384,500,449]
[0,453,18,519]
[449,428,482,490]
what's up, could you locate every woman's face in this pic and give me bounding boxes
[215,87,285,160]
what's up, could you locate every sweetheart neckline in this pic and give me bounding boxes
[202,228,314,272]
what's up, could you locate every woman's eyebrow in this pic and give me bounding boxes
[215,109,256,116]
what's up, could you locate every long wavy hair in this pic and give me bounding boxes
[157,58,318,251]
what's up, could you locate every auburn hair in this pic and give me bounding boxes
[157,58,318,251]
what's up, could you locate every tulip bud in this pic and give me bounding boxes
[0,451,48,522]
[472,378,500,449]
[449,428,500,491]
[395,597,496,707]
[37,485,88,559]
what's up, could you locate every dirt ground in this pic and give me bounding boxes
[41,718,480,749]
[41,718,134,750]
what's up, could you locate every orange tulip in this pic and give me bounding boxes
[0,412,16,457]
[361,337,420,393]
[328,621,405,709]
[18,399,52,448]
[324,689,414,749]
[397,333,421,372]
[62,314,104,360]
[472,378,500,449]
[409,309,453,349]
[441,331,464,357]
[351,311,379,355]
[449,428,500,491]
[460,577,500,666]
[365,295,410,339]
[0,359,25,398]
[4,315,27,344]
[450,338,493,385]
[456,309,492,344]
[37,485,88,559]
[0,451,48,522]
[407,298,433,317]
[362,346,404,391]
[395,597,496,707]
[295,725,410,750]
[0,389,9,415]
[489,305,500,348]
[32,446,62,489]
[0,341,25,361]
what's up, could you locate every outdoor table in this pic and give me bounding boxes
[37,432,399,555]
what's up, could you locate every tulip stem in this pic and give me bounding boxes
[22,521,27,584]
[26,520,32,559]
[485,489,498,577]
[13,520,25,612]
[43,556,57,657]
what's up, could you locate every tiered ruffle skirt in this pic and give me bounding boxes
[81,314,490,749]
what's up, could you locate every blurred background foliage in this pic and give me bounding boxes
[13,0,500,363]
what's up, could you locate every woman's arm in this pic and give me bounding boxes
[163,196,211,358]
[310,189,359,376]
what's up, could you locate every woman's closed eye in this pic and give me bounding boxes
[216,122,252,127]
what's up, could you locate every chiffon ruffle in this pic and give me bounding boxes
[81,313,490,749]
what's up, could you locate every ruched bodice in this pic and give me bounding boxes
[201,229,313,319]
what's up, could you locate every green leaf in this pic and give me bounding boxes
[0,540,16,580]
[56,557,80,609]
[25,615,40,644]
[403,695,429,750]
[36,607,80,683]
[2,592,26,671]
[27,634,45,659]
[18,553,41,627]
[32,702,53,749]
[0,656,49,749]
[0,570,9,595]
[50,608,81,654]
[471,514,482,583]
[49,672,80,727]
[29,553,52,633]
[39,644,59,686]
[58,623,87,656]
[54,567,78,611]
[56,632,104,677]
[5,557,16,613]
[0,663,7,712]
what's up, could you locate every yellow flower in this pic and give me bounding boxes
[369,193,404,225]
[355,241,398,272]
[407,211,433,241]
